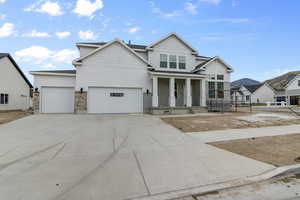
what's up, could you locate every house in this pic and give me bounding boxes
[30,33,234,114]
[0,53,33,111]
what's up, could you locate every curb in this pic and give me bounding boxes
[128,164,300,200]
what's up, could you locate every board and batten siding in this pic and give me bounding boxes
[76,42,151,92]
[251,84,275,103]
[0,57,31,110]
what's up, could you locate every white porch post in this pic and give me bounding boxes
[186,78,192,107]
[169,78,176,107]
[201,79,207,106]
[152,76,158,107]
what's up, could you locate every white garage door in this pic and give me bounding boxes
[88,87,143,114]
[41,87,74,113]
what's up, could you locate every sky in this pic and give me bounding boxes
[0,0,300,83]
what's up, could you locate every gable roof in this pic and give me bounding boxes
[77,42,147,50]
[244,84,263,93]
[192,56,234,73]
[265,71,300,91]
[73,39,152,67]
[146,33,198,54]
[0,53,33,88]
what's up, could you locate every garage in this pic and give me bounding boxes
[88,87,143,114]
[41,87,74,113]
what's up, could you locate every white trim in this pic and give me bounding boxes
[146,32,198,54]
[73,39,152,67]
[192,56,234,73]
[30,72,76,77]
[76,43,148,53]
[149,71,205,79]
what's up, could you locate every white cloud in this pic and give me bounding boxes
[199,0,221,5]
[56,31,71,39]
[0,23,16,38]
[150,1,182,18]
[73,0,103,17]
[128,27,140,34]
[22,30,51,38]
[25,1,63,16]
[201,18,250,23]
[0,0,6,4]
[184,2,198,15]
[15,45,78,69]
[0,14,5,20]
[78,30,97,40]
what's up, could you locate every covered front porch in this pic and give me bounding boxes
[150,71,207,114]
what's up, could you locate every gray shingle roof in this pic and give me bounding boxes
[77,42,147,50]
[244,84,263,93]
[265,71,300,91]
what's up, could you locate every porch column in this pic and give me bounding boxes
[152,76,158,107]
[169,78,176,107]
[201,79,207,106]
[186,78,192,107]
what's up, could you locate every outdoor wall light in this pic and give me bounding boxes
[80,88,83,93]
[34,88,38,92]
[146,89,149,94]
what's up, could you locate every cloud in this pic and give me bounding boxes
[15,45,78,69]
[184,2,198,15]
[0,23,16,38]
[56,31,71,39]
[149,1,183,18]
[0,0,6,3]
[199,0,221,5]
[78,30,97,40]
[22,30,51,38]
[25,1,63,16]
[128,27,140,34]
[73,0,103,17]
[201,18,250,23]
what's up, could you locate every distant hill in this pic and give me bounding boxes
[231,78,260,88]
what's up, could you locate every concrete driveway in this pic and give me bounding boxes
[0,115,274,200]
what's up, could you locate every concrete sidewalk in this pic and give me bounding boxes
[0,115,275,200]
[189,124,300,143]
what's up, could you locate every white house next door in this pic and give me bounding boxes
[88,87,143,114]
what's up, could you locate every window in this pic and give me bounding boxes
[217,82,224,98]
[246,95,250,101]
[208,82,215,99]
[178,56,186,69]
[160,54,168,68]
[110,93,124,97]
[169,55,177,69]
[209,74,215,80]
[298,80,300,87]
[217,74,224,80]
[0,93,8,104]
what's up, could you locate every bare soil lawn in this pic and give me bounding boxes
[162,112,300,132]
[0,111,31,125]
[210,134,300,167]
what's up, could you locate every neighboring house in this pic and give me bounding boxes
[30,33,234,114]
[231,78,259,88]
[0,53,33,111]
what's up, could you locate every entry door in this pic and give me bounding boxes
[88,87,143,114]
[41,87,74,113]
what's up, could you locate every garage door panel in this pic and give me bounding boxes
[41,87,74,113]
[88,87,142,114]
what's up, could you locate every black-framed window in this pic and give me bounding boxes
[298,80,300,87]
[160,54,168,68]
[169,55,177,69]
[217,74,224,80]
[217,82,224,98]
[208,81,215,99]
[0,93,8,104]
[178,56,186,69]
[110,93,124,97]
[246,95,250,101]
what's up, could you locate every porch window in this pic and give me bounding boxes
[208,81,215,99]
[179,56,186,69]
[217,82,224,98]
[169,55,177,69]
[0,93,8,104]
[160,54,168,68]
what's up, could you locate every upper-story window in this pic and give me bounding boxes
[298,80,300,87]
[169,55,177,69]
[217,74,224,80]
[160,54,168,68]
[209,74,215,80]
[179,56,186,69]
[0,93,8,104]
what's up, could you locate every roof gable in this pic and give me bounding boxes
[73,39,152,67]
[146,33,198,54]
[192,56,234,73]
[265,71,300,91]
[0,53,33,88]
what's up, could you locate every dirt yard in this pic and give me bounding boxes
[0,111,31,125]
[162,112,300,132]
[210,134,300,167]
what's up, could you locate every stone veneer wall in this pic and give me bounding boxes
[75,91,87,113]
[32,92,40,113]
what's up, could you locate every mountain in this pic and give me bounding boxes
[231,78,260,88]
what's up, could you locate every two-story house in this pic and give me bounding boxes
[30,33,233,114]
